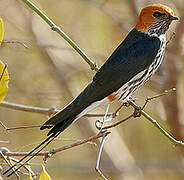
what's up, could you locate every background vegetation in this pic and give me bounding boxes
[0,0,184,179]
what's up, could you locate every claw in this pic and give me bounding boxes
[133,106,141,117]
[128,99,142,118]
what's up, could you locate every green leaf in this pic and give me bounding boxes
[0,61,9,103]
[0,17,4,45]
[39,165,51,180]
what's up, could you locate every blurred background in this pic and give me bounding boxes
[0,0,184,179]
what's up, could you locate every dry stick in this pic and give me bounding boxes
[142,88,176,109]
[10,157,36,177]
[0,101,58,116]
[0,121,8,130]
[6,133,61,177]
[5,125,53,131]
[102,114,134,130]
[1,40,28,48]
[95,132,109,180]
[0,101,113,118]
[100,103,110,131]
[0,151,20,180]
[0,132,109,158]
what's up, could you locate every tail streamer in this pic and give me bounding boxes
[3,132,60,177]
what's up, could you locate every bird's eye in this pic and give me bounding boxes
[153,11,165,18]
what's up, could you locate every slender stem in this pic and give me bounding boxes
[1,40,28,48]
[20,0,99,71]
[0,101,113,118]
[147,88,176,101]
[0,132,110,157]
[100,103,110,131]
[95,132,109,180]
[140,110,184,146]
[102,114,134,130]
[0,152,20,179]
[142,88,176,109]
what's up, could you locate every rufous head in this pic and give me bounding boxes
[135,4,178,34]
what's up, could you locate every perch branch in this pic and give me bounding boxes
[0,101,113,118]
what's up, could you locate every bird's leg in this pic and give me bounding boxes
[128,98,142,117]
[95,132,109,180]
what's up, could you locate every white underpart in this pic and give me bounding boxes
[75,98,108,122]
[75,34,166,121]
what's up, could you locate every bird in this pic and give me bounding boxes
[4,3,178,177]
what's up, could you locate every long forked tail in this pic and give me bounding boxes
[4,83,106,177]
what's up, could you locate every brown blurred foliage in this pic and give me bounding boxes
[0,0,184,179]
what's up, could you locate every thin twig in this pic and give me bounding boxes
[142,88,176,109]
[0,151,20,180]
[102,114,134,130]
[139,110,184,146]
[0,121,8,130]
[0,132,110,158]
[1,40,28,49]
[0,101,58,116]
[5,125,53,131]
[20,0,99,71]
[95,132,109,180]
[10,158,36,178]
[0,101,114,118]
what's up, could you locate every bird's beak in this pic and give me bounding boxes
[169,15,179,20]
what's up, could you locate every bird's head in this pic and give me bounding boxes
[135,4,178,35]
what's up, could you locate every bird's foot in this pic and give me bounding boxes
[133,107,141,117]
[128,99,142,118]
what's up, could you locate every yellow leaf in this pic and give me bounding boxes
[39,165,51,180]
[0,17,4,45]
[0,60,9,103]
[28,172,34,180]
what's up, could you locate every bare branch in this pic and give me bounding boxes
[0,101,57,116]
[0,132,110,158]
[1,40,28,49]
[95,132,109,180]
[20,0,99,71]
[0,101,114,118]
